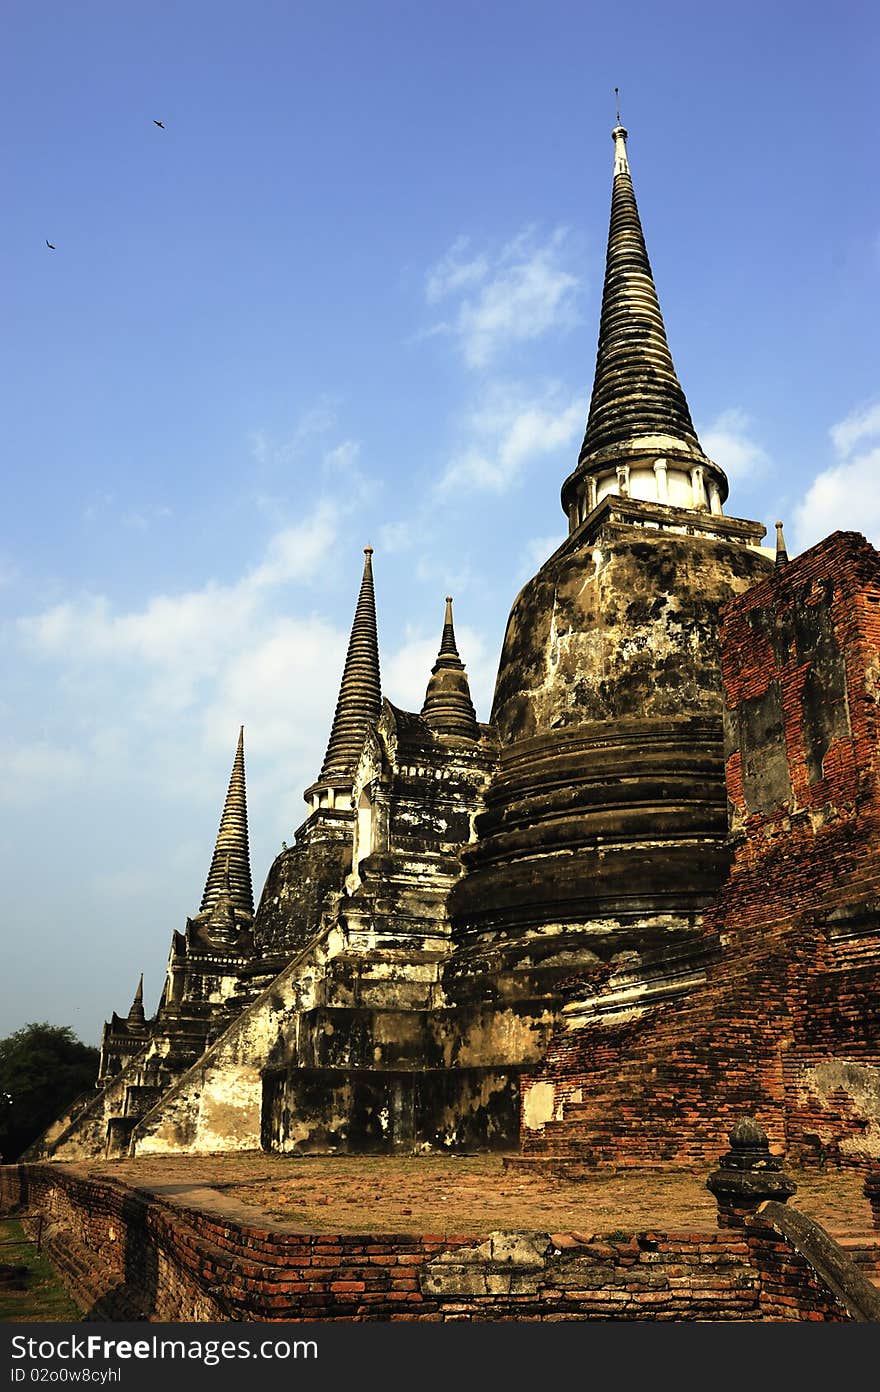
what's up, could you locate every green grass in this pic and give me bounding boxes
[0,1218,80,1322]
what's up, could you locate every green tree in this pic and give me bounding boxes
[0,1023,98,1161]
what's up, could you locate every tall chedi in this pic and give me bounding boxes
[305,547,381,812]
[253,548,383,959]
[200,725,254,928]
[163,727,256,1012]
[448,119,773,1014]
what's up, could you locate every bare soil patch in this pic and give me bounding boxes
[76,1153,874,1240]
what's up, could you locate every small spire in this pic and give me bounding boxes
[611,92,629,177]
[200,726,254,917]
[421,596,478,740]
[127,973,145,1027]
[317,547,382,784]
[775,521,789,567]
[439,596,457,655]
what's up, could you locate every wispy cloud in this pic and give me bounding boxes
[829,401,880,458]
[424,228,581,369]
[437,383,584,495]
[249,397,340,468]
[425,236,490,304]
[19,498,343,725]
[793,400,880,551]
[699,408,769,480]
[520,531,566,578]
[0,739,86,806]
[122,504,173,531]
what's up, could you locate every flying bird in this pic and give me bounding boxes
[153,119,165,129]
[46,239,55,250]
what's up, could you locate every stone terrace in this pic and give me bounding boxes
[59,1151,875,1241]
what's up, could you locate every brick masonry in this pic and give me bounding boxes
[1,1163,870,1322]
[518,531,880,1171]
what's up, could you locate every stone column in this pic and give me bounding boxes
[690,465,707,511]
[653,458,669,502]
[616,464,630,497]
[706,1116,797,1228]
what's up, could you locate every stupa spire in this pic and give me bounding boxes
[200,726,254,916]
[317,547,382,785]
[421,596,478,740]
[775,521,790,567]
[127,973,145,1027]
[561,121,728,527]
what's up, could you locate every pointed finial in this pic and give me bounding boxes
[614,86,621,124]
[199,726,254,917]
[127,973,146,1026]
[422,595,478,739]
[775,521,789,567]
[611,108,629,176]
[314,546,382,787]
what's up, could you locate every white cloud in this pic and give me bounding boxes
[18,499,342,724]
[829,401,880,459]
[425,228,581,369]
[699,408,769,480]
[520,532,565,577]
[0,739,86,806]
[437,385,584,495]
[793,401,880,551]
[246,500,338,590]
[249,398,340,468]
[425,236,490,305]
[122,504,172,531]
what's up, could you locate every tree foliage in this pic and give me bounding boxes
[0,1023,99,1161]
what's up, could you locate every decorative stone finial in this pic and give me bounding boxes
[775,521,789,567]
[707,1115,797,1227]
[127,973,146,1027]
[421,596,478,740]
[611,121,629,176]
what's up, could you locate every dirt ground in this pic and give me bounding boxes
[75,1152,876,1240]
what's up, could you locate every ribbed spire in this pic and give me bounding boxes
[421,597,478,740]
[127,973,145,1027]
[578,123,702,464]
[200,726,254,916]
[775,521,790,567]
[318,547,382,783]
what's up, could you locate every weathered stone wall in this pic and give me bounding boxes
[516,531,880,1169]
[252,822,353,959]
[450,500,772,996]
[1,1163,868,1322]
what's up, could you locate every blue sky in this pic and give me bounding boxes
[2,0,878,1044]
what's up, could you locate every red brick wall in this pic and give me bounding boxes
[1,1162,859,1322]
[520,532,880,1169]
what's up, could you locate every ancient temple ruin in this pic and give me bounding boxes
[33,120,880,1172]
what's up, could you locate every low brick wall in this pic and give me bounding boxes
[2,1164,872,1322]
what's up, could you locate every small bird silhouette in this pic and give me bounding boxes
[46,239,55,250]
[153,119,165,129]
